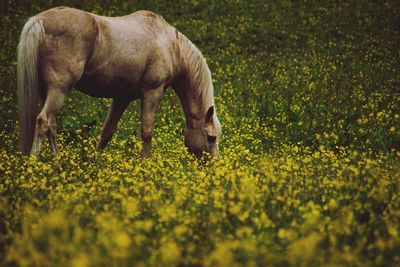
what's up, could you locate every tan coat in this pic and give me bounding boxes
[18,7,221,158]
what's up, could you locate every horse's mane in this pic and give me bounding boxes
[175,31,214,115]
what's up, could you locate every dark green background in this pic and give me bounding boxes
[1,0,399,152]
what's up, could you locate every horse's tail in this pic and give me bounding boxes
[17,17,45,155]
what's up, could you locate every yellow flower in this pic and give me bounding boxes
[160,241,181,265]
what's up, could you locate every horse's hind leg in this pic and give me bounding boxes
[29,23,87,156]
[97,97,131,150]
[31,88,66,156]
[47,131,57,154]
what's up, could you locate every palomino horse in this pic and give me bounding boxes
[18,7,222,158]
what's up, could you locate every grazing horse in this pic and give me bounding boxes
[17,6,222,158]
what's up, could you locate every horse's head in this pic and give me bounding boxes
[184,106,222,159]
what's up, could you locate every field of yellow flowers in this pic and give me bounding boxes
[1,1,400,266]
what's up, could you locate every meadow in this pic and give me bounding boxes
[1,0,400,266]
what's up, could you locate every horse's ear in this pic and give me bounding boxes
[205,106,214,122]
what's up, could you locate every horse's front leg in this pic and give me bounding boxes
[140,86,163,158]
[97,97,131,150]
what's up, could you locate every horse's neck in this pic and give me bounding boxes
[173,80,207,130]
[172,32,214,130]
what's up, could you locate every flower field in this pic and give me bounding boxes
[1,1,400,266]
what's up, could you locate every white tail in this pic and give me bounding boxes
[17,18,44,155]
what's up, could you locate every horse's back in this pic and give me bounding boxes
[83,10,178,93]
[97,10,176,60]
[33,7,179,97]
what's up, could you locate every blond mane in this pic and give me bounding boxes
[175,31,215,115]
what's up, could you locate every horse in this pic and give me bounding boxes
[17,6,222,159]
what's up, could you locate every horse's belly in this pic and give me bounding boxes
[75,73,139,98]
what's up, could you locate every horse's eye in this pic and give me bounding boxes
[207,135,217,143]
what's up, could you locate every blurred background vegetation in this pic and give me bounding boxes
[1,0,399,152]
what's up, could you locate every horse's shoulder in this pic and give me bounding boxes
[133,10,159,18]
[128,10,169,26]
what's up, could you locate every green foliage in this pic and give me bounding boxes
[1,0,400,266]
